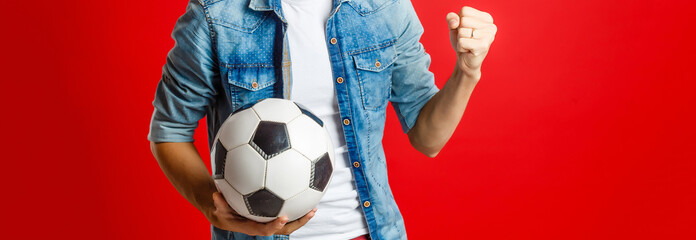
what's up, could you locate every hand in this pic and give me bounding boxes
[446,6,497,79]
[207,192,317,236]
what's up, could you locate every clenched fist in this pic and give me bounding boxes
[447,6,497,79]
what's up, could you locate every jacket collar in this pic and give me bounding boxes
[248,0,354,23]
[248,0,355,12]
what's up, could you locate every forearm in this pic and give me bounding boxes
[407,69,479,157]
[150,142,217,218]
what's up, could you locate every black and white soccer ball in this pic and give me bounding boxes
[211,98,335,222]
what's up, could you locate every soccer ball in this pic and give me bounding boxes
[211,98,335,222]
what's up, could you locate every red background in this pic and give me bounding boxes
[2,0,695,239]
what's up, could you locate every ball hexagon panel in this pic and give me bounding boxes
[287,114,327,161]
[252,98,302,123]
[244,188,284,218]
[212,140,227,179]
[215,179,252,219]
[265,149,311,199]
[310,153,333,192]
[279,188,325,221]
[294,103,324,127]
[251,121,290,159]
[322,126,336,162]
[217,108,261,150]
[224,145,267,195]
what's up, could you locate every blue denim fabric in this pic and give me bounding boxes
[149,0,439,239]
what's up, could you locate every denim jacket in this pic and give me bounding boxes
[148,0,439,239]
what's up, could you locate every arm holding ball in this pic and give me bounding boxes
[147,1,312,235]
[150,142,315,236]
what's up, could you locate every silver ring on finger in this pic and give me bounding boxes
[471,28,476,39]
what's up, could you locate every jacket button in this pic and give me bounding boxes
[251,82,258,89]
[353,161,360,168]
[330,38,337,45]
[363,201,371,208]
[375,60,381,68]
[343,119,350,125]
[336,77,344,84]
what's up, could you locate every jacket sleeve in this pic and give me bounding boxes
[389,0,440,133]
[148,0,219,143]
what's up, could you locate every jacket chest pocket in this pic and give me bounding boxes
[352,44,397,110]
[227,66,277,111]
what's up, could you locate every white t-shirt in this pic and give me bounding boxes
[282,0,369,239]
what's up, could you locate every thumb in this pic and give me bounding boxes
[446,12,460,30]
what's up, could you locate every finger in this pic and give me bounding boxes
[248,216,288,236]
[458,28,473,39]
[460,6,494,23]
[279,208,317,235]
[458,38,488,56]
[446,12,460,30]
[459,16,494,29]
[212,192,234,212]
[461,28,497,41]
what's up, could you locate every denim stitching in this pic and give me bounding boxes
[354,64,392,110]
[282,31,292,99]
[347,0,398,16]
[354,56,397,72]
[222,63,274,68]
[330,15,375,231]
[328,14,380,239]
[210,12,270,33]
[231,81,238,111]
[202,0,224,5]
[199,0,219,64]
[230,80,275,91]
[347,39,397,56]
[358,71,386,110]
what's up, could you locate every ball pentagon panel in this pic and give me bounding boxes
[243,212,276,223]
[310,153,333,192]
[211,140,228,179]
[250,121,290,159]
[244,188,285,218]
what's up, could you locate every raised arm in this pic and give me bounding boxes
[407,6,497,157]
